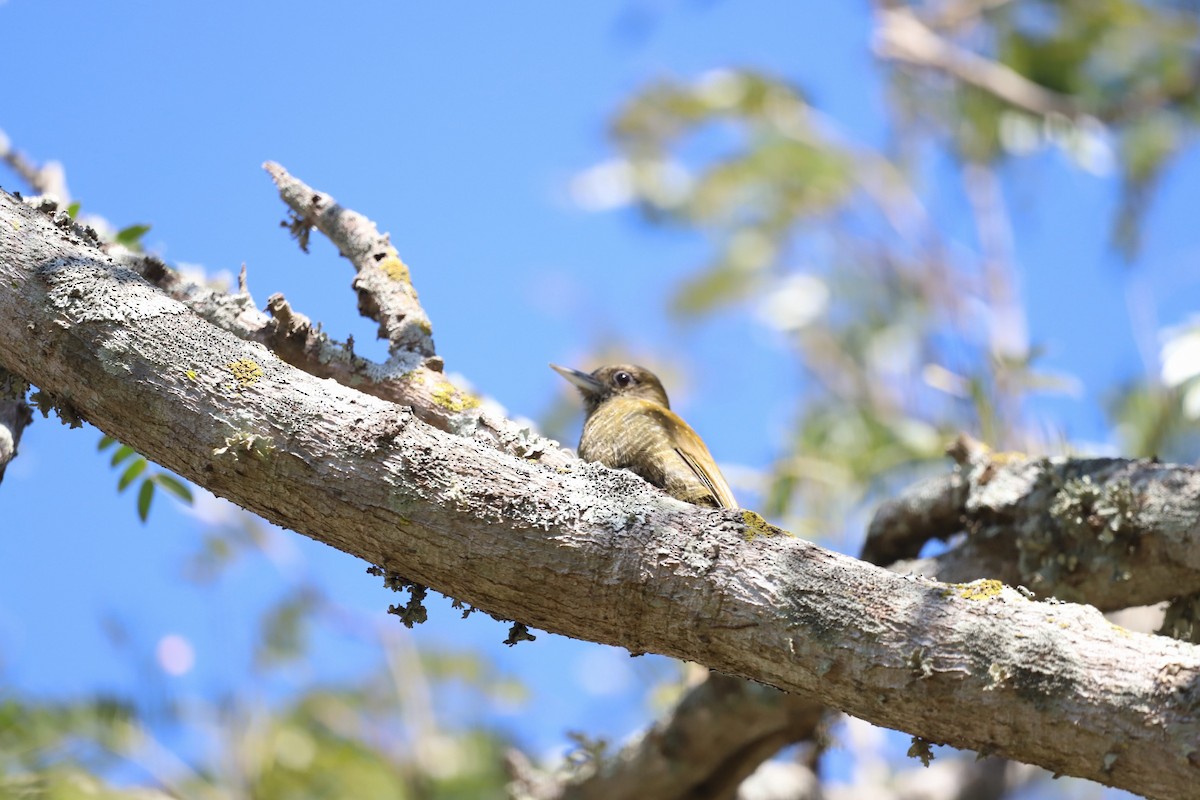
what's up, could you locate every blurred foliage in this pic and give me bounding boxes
[1117,318,1200,459]
[0,696,135,773]
[602,68,1014,537]
[0,685,512,800]
[896,0,1200,256]
[0,510,525,798]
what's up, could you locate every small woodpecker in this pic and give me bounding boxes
[551,363,736,509]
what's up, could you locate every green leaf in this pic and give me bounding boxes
[66,202,81,219]
[109,445,137,468]
[117,458,148,492]
[97,435,116,451]
[114,224,151,248]
[153,473,193,504]
[136,480,155,523]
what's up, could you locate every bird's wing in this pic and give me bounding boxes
[675,446,738,509]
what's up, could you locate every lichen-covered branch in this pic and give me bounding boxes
[102,201,557,466]
[263,161,436,363]
[3,191,1199,800]
[866,438,1200,613]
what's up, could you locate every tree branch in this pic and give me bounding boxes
[3,188,1199,799]
[862,472,967,565]
[872,7,1082,118]
[0,128,71,202]
[508,674,824,800]
[867,438,1200,612]
[264,161,437,363]
[925,0,1015,32]
[114,223,552,464]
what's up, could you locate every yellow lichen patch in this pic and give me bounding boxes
[185,369,198,381]
[955,579,1005,601]
[740,510,790,541]
[431,381,481,413]
[378,253,412,284]
[226,359,264,388]
[977,450,1028,485]
[1109,622,1132,638]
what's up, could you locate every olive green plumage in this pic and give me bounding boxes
[550,363,737,509]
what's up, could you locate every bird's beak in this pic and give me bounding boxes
[550,363,603,396]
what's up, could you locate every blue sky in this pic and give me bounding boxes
[0,1,1190,793]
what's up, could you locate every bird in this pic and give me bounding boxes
[550,363,736,509]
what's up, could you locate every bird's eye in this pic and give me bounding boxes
[613,371,634,387]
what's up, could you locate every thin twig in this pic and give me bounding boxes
[873,7,1082,118]
[263,161,438,364]
[0,128,71,201]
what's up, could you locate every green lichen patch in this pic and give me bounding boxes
[1049,476,1137,544]
[908,646,933,679]
[986,661,1011,689]
[503,622,536,646]
[368,565,428,628]
[907,737,936,767]
[500,426,546,459]
[213,431,275,461]
[1017,475,1141,594]
[28,388,84,428]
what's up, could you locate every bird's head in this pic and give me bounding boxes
[550,363,670,415]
